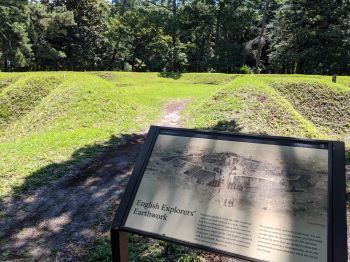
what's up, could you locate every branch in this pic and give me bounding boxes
[0,31,12,49]
[143,0,171,11]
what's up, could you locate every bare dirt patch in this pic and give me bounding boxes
[0,100,195,261]
[0,134,144,261]
[1,99,344,262]
[156,99,189,127]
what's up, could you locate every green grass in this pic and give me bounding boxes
[269,77,350,136]
[0,72,349,198]
[0,72,224,198]
[88,234,205,262]
[1,72,349,261]
[0,74,64,132]
[185,75,350,141]
[0,73,21,92]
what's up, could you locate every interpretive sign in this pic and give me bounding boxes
[111,126,347,262]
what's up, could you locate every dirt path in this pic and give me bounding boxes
[156,100,188,127]
[1,100,346,262]
[0,100,193,261]
[0,138,142,261]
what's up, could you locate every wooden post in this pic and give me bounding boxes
[111,229,128,262]
[332,74,337,83]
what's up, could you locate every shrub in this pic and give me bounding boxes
[239,64,252,74]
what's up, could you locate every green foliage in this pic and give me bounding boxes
[61,0,111,70]
[268,0,350,74]
[212,0,260,73]
[28,3,75,70]
[88,237,112,262]
[87,234,206,262]
[177,2,215,72]
[239,64,252,74]
[0,1,32,71]
[117,6,172,71]
[0,0,349,73]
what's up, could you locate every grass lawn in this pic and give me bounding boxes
[0,72,229,198]
[0,72,349,261]
[0,72,349,198]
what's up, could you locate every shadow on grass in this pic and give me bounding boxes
[0,119,344,261]
[158,72,182,79]
[0,120,245,261]
[11,134,138,195]
[0,132,146,261]
[207,119,243,133]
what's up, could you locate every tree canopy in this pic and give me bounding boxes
[0,0,349,74]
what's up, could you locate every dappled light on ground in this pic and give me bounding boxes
[0,133,144,261]
[0,72,349,261]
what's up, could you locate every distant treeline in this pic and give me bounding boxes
[1,0,350,74]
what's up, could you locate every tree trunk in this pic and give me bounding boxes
[215,6,221,48]
[3,57,8,72]
[255,0,270,73]
[109,47,118,70]
[171,0,177,72]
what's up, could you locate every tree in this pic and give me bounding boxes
[269,0,350,74]
[0,0,348,73]
[255,0,269,72]
[212,0,260,73]
[103,17,129,70]
[177,1,216,72]
[119,5,172,71]
[28,3,75,70]
[49,0,111,70]
[0,0,32,71]
[139,0,185,71]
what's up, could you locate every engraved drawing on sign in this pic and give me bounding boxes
[145,149,327,218]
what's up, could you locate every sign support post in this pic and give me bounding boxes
[110,126,347,262]
[111,229,128,262]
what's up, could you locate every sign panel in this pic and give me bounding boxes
[111,126,347,262]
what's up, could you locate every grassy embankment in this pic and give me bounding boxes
[87,73,350,261]
[185,74,350,141]
[0,72,229,198]
[0,72,349,261]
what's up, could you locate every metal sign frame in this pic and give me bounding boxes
[110,125,347,262]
